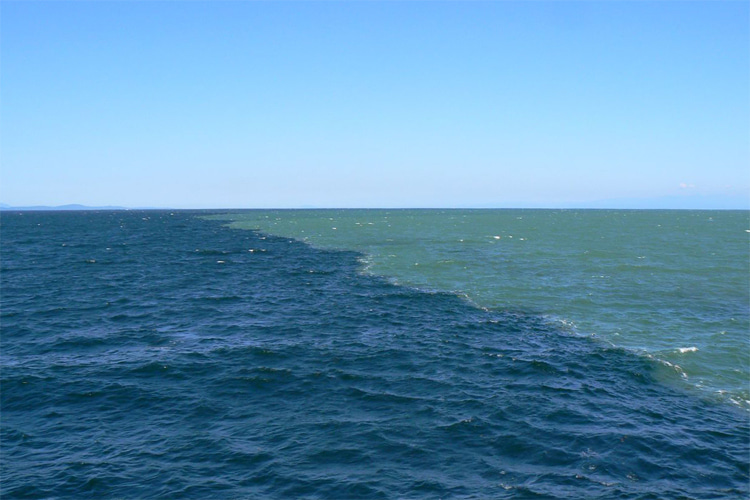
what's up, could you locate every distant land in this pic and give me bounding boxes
[0,204,130,211]
[1,195,748,211]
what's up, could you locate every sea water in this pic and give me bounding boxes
[2,210,748,499]
[221,209,750,410]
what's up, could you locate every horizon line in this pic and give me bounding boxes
[2,205,748,212]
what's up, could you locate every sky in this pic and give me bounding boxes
[2,1,748,209]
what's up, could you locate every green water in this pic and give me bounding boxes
[220,209,749,408]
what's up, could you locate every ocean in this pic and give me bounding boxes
[2,209,748,498]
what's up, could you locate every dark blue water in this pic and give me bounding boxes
[2,211,748,499]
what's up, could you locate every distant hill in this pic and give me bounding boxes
[0,204,130,211]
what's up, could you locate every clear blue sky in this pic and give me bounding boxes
[2,1,748,208]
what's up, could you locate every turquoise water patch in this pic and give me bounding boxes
[218,209,750,409]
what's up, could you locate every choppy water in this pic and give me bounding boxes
[222,209,750,410]
[2,210,748,499]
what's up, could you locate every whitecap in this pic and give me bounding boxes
[677,347,698,353]
[661,360,688,378]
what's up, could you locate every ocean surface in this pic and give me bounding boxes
[221,209,750,410]
[2,209,748,499]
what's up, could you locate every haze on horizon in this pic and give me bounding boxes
[2,2,748,210]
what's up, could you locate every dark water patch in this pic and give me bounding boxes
[1,211,748,499]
